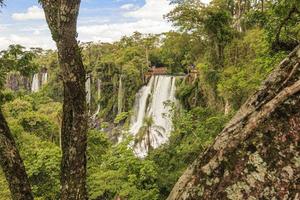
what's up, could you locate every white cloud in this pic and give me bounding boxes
[0,37,11,49]
[0,34,55,50]
[1,0,175,50]
[120,3,138,10]
[125,0,173,21]
[12,6,45,21]
[78,19,172,42]
[78,0,174,43]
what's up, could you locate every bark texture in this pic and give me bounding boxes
[40,1,88,199]
[168,45,300,199]
[0,109,33,200]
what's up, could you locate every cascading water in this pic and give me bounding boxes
[117,75,124,115]
[92,79,101,120]
[129,75,177,157]
[31,73,39,92]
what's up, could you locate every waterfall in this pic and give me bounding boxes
[31,73,39,92]
[86,75,91,106]
[91,79,101,121]
[117,75,123,115]
[41,72,48,85]
[129,75,177,157]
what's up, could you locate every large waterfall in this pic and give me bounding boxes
[130,75,177,157]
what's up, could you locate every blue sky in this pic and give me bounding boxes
[0,0,210,50]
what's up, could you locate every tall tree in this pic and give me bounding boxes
[167,0,234,68]
[39,1,88,199]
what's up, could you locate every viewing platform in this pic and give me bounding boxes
[145,67,168,76]
[144,66,198,80]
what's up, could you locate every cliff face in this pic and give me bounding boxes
[168,46,300,200]
[5,72,31,91]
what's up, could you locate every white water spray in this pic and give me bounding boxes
[129,75,177,157]
[31,73,39,92]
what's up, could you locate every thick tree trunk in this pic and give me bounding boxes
[41,1,88,199]
[58,34,88,200]
[168,46,300,199]
[0,109,33,200]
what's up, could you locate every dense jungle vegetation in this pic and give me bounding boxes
[0,0,299,199]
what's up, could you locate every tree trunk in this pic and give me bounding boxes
[0,109,33,200]
[167,46,300,199]
[40,1,88,199]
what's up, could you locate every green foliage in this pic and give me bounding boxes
[0,89,16,105]
[167,0,205,32]
[2,104,61,199]
[88,34,153,121]
[148,107,229,199]
[0,1,297,199]
[176,80,196,109]
[264,0,300,51]
[21,134,61,199]
[242,9,267,29]
[37,51,63,102]
[3,98,33,117]
[204,6,233,45]
[160,32,195,72]
[167,0,235,67]
[218,28,286,109]
[87,130,111,164]
[0,45,38,88]
[0,91,62,199]
[2,94,61,143]
[114,112,128,124]
[0,170,11,200]
[18,111,59,143]
[88,139,159,200]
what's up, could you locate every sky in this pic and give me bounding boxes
[0,0,211,50]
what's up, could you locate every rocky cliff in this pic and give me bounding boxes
[167,46,300,199]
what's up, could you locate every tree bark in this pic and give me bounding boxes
[0,109,33,200]
[40,1,88,199]
[167,46,300,199]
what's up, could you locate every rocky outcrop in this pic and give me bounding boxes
[167,46,300,199]
[5,72,31,91]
